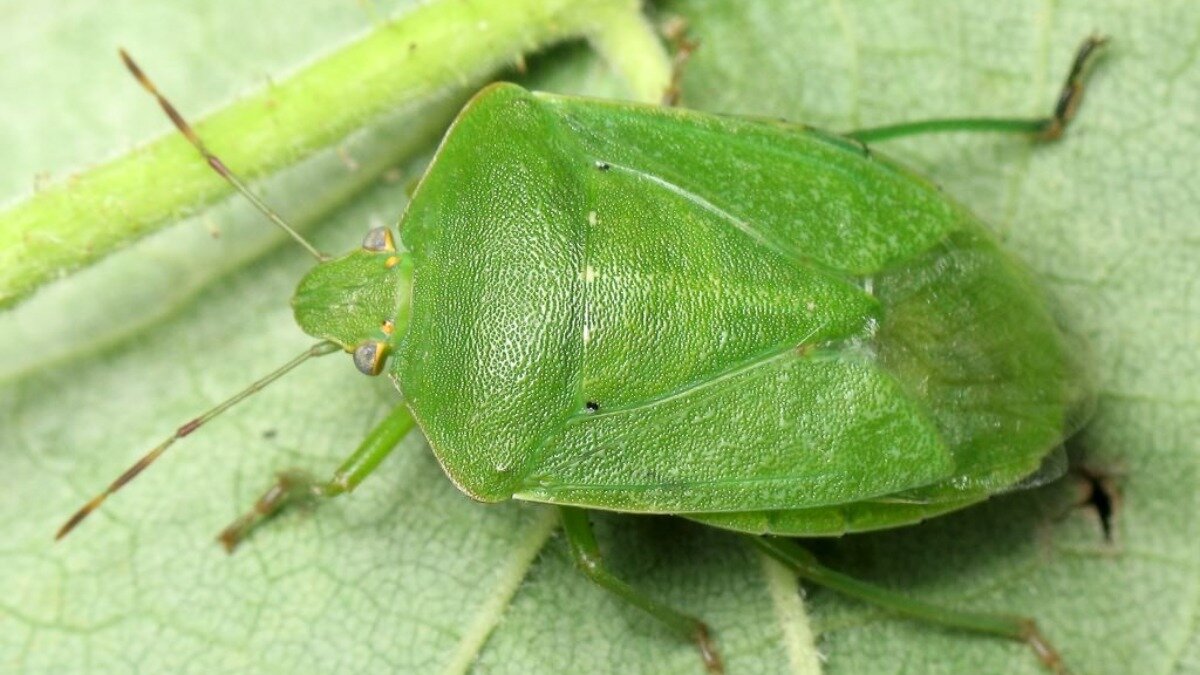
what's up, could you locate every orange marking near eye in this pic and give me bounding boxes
[385,256,400,268]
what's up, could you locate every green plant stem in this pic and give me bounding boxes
[0,0,670,309]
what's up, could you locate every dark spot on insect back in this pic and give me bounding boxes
[594,161,610,171]
[585,401,600,413]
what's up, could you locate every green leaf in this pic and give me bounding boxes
[2,2,1196,674]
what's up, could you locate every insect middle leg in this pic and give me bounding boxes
[751,537,1065,673]
[845,35,1107,144]
[218,404,415,551]
[559,507,724,674]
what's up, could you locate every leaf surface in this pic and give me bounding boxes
[2,1,1196,674]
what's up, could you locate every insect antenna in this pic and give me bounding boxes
[56,341,340,541]
[119,48,329,261]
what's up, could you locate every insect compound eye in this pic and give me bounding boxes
[353,341,389,376]
[361,227,396,253]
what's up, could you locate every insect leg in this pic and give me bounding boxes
[217,404,415,552]
[751,537,1065,673]
[660,17,698,106]
[845,35,1107,144]
[559,507,724,674]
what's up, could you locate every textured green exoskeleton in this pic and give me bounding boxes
[292,84,1087,672]
[62,38,1106,674]
[302,83,1082,531]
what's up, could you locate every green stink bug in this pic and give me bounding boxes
[57,35,1105,673]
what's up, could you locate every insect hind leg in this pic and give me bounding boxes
[845,35,1107,144]
[660,16,698,106]
[218,405,414,551]
[751,537,1065,673]
[559,507,724,674]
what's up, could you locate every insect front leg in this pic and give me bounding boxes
[845,35,1107,144]
[559,507,724,674]
[751,537,1065,673]
[218,404,415,551]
